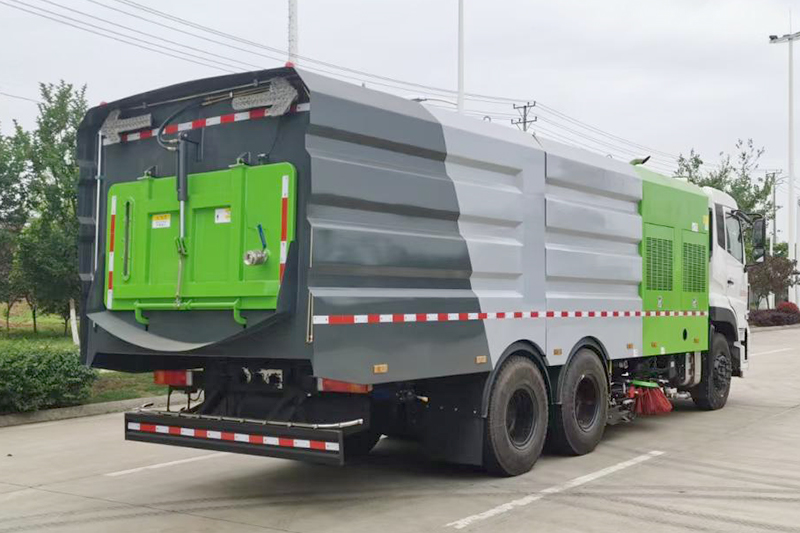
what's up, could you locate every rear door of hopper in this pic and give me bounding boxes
[103,162,296,325]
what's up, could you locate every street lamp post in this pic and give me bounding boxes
[770,31,800,303]
[457,0,464,114]
[287,0,298,66]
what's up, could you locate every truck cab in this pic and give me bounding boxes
[704,186,765,377]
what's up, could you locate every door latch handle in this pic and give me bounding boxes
[727,279,735,285]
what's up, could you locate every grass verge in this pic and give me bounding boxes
[88,372,167,404]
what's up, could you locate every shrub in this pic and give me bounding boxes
[776,301,800,315]
[749,309,800,327]
[0,341,96,413]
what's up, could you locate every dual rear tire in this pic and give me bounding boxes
[547,349,608,456]
[483,356,549,476]
[483,349,608,476]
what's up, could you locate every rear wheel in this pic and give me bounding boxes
[548,348,608,455]
[484,355,548,476]
[692,333,732,411]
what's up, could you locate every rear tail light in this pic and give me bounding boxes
[318,378,372,394]
[154,370,195,387]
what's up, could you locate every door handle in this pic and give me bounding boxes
[727,279,735,285]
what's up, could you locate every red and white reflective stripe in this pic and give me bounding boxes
[279,174,289,281]
[107,195,117,310]
[105,103,311,145]
[312,309,707,325]
[127,422,340,452]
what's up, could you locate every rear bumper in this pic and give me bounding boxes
[125,410,363,466]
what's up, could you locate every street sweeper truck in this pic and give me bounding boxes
[76,67,765,476]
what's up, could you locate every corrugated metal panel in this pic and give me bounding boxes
[430,109,546,365]
[301,71,490,383]
[542,141,643,362]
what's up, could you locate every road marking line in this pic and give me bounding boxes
[750,348,792,356]
[105,452,226,477]
[444,450,665,529]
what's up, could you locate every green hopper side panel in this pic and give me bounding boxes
[636,168,709,356]
[104,163,296,323]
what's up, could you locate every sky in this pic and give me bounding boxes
[0,0,798,234]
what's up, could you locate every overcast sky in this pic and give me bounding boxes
[0,0,798,233]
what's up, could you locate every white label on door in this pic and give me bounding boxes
[215,207,231,224]
[152,213,171,229]
[691,222,699,232]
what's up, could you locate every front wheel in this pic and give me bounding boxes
[483,355,549,476]
[692,333,732,411]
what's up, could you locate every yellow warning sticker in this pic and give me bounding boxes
[702,215,709,231]
[214,207,231,224]
[152,213,171,229]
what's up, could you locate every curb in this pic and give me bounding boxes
[750,323,800,333]
[0,392,189,428]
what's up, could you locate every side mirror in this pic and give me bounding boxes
[752,217,766,263]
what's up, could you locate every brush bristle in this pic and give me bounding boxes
[632,386,673,415]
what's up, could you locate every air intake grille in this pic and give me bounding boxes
[683,242,706,293]
[646,237,673,291]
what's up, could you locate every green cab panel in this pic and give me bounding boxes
[637,168,709,356]
[104,163,296,322]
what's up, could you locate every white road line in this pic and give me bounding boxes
[750,348,793,356]
[105,452,226,477]
[444,450,665,530]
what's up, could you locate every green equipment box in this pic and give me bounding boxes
[104,162,296,325]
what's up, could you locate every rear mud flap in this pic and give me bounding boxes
[125,411,359,466]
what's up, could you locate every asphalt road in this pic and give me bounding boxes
[2,328,800,532]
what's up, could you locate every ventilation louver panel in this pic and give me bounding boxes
[646,237,673,291]
[682,242,706,293]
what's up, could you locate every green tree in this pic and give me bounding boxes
[675,139,773,217]
[20,81,87,335]
[0,123,32,229]
[0,123,33,330]
[773,241,788,258]
[15,217,79,332]
[748,255,800,308]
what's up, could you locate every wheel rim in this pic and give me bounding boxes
[506,387,536,448]
[712,352,732,396]
[574,375,600,431]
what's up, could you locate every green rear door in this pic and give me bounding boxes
[104,162,296,324]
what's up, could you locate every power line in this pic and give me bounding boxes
[85,0,472,101]
[8,0,686,173]
[536,115,677,168]
[82,0,287,65]
[535,102,681,161]
[11,0,240,72]
[37,0,262,71]
[0,90,39,104]
[426,103,677,175]
[91,0,686,165]
[109,0,486,100]
[105,0,685,165]
[0,0,234,73]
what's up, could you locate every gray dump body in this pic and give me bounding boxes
[78,67,642,387]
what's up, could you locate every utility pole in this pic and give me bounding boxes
[457,0,464,114]
[287,0,298,67]
[770,29,800,303]
[512,102,537,132]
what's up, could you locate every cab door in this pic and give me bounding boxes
[722,206,748,367]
